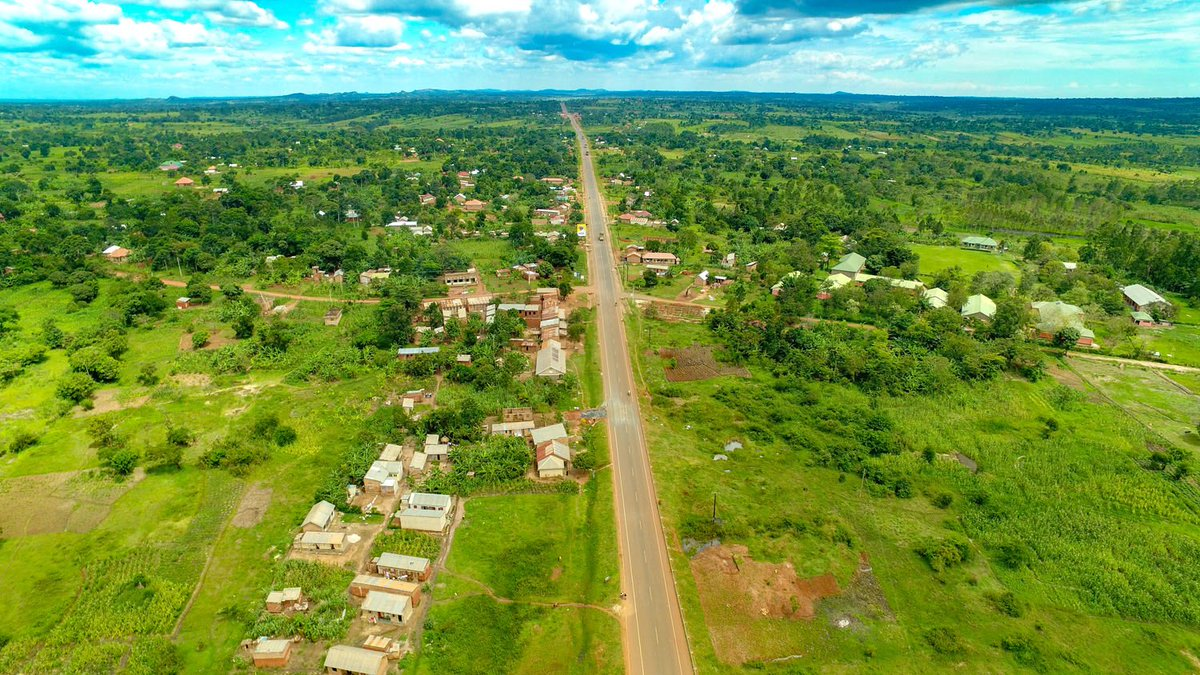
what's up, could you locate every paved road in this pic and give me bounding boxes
[565,106,693,675]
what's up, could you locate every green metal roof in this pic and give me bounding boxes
[831,252,866,273]
[962,236,998,247]
[961,294,996,318]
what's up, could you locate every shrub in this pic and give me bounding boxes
[993,540,1035,570]
[916,534,971,572]
[144,444,183,471]
[930,490,954,509]
[1000,635,1046,670]
[924,627,965,655]
[166,426,193,447]
[104,448,140,476]
[136,363,159,386]
[273,425,298,447]
[986,590,1025,618]
[7,429,39,454]
[191,330,210,350]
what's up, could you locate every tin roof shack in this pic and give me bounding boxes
[252,639,294,669]
[371,552,432,582]
[379,443,403,462]
[394,492,454,532]
[535,340,567,379]
[361,635,401,659]
[362,460,404,495]
[264,587,305,614]
[301,501,336,533]
[409,451,428,473]
[361,590,413,625]
[349,574,422,606]
[293,531,346,554]
[324,645,388,675]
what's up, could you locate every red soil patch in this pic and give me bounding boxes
[690,544,841,664]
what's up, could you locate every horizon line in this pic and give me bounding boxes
[2,88,1200,104]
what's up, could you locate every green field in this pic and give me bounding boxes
[910,243,1020,280]
[407,486,622,675]
[624,311,1200,673]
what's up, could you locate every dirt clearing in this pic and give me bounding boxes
[75,389,149,417]
[690,544,840,664]
[662,345,751,382]
[231,483,272,528]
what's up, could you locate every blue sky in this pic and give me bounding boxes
[0,0,1197,99]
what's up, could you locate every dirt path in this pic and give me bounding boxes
[171,481,246,639]
[436,569,619,617]
[1066,351,1200,374]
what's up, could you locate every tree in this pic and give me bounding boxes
[642,268,659,287]
[40,319,63,348]
[56,372,96,403]
[1052,326,1081,350]
[988,296,1030,340]
[69,346,121,382]
[144,444,182,471]
[0,307,19,337]
[104,448,139,476]
[136,363,159,386]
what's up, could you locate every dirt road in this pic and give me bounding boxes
[567,105,694,675]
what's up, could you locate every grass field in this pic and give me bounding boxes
[910,243,1020,280]
[406,483,622,675]
[623,310,1200,673]
[0,283,390,673]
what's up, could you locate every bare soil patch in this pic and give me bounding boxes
[75,388,150,417]
[662,345,751,382]
[231,483,272,528]
[172,373,212,387]
[0,468,145,537]
[178,329,236,352]
[690,544,840,664]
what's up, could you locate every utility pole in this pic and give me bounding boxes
[712,493,717,522]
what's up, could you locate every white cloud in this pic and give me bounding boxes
[133,0,287,29]
[0,0,121,25]
[333,14,407,47]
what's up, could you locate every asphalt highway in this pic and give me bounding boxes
[565,105,693,675]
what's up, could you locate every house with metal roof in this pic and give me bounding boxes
[1131,311,1156,327]
[535,340,567,379]
[293,531,346,554]
[1031,301,1095,346]
[265,587,304,613]
[395,492,454,532]
[361,590,413,625]
[530,423,568,446]
[324,644,388,675]
[830,252,867,278]
[301,501,336,533]
[252,639,293,669]
[922,287,949,309]
[961,294,997,321]
[536,439,572,478]
[1121,284,1169,313]
[349,574,422,605]
[396,346,440,360]
[961,236,999,252]
[372,552,431,581]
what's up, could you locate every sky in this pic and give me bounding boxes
[0,0,1197,100]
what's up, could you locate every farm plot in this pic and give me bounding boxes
[1068,359,1200,450]
[662,345,750,382]
[0,468,145,536]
